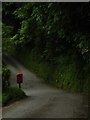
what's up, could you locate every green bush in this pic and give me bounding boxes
[2,93,10,105]
[0,94,2,103]
[2,65,11,91]
[2,87,26,106]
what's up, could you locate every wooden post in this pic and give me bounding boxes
[19,83,21,89]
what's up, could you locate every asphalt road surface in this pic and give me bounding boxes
[2,55,88,118]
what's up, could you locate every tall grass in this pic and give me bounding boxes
[2,87,26,106]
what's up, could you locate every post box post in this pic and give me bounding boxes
[19,83,21,89]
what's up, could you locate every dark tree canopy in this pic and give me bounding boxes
[2,3,90,92]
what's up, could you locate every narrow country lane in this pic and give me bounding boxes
[2,55,88,118]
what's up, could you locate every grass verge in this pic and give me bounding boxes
[2,87,26,106]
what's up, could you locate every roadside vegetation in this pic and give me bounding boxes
[2,64,26,106]
[2,3,89,94]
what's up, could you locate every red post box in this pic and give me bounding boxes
[16,73,23,83]
[16,73,23,88]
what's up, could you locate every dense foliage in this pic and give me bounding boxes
[2,3,90,92]
[2,64,11,91]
